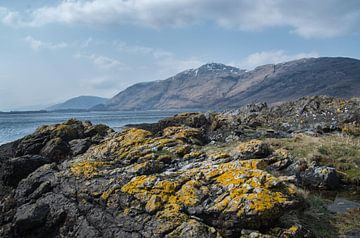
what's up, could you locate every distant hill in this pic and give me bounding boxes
[47,96,108,111]
[93,57,360,111]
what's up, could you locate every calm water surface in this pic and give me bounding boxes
[0,111,184,145]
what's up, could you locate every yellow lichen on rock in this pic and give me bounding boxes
[120,128,152,146]
[80,126,202,166]
[145,195,163,214]
[70,160,111,178]
[121,158,292,223]
[101,186,119,200]
[169,180,203,207]
[202,160,290,215]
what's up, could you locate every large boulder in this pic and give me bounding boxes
[300,165,341,189]
[0,119,114,161]
[0,155,50,187]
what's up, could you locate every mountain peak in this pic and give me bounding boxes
[198,63,240,72]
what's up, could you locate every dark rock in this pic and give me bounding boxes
[14,202,50,234]
[300,166,341,189]
[15,163,57,204]
[269,159,292,171]
[327,197,360,214]
[40,138,70,161]
[1,119,113,162]
[0,155,50,187]
[69,139,91,156]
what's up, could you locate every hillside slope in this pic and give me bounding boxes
[48,96,108,111]
[96,57,360,110]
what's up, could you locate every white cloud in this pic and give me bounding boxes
[155,56,204,77]
[0,7,22,26]
[237,50,319,69]
[24,36,67,51]
[75,53,125,70]
[115,41,203,76]
[2,0,359,38]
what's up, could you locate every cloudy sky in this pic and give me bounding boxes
[0,0,359,110]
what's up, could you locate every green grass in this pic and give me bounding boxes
[300,195,338,238]
[334,209,360,236]
[282,194,360,237]
[265,134,360,185]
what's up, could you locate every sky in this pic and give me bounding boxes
[0,0,359,111]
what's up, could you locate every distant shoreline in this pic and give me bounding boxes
[0,108,205,115]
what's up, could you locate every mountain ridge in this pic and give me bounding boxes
[47,96,108,111]
[93,57,360,111]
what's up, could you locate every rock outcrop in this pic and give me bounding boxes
[1,96,360,237]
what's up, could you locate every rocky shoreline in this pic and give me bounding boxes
[1,96,360,237]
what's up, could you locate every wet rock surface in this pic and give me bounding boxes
[1,96,360,237]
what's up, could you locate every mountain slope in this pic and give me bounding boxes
[97,57,360,111]
[48,96,108,111]
[96,63,245,110]
[216,57,360,108]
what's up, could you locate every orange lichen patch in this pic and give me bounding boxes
[203,160,290,215]
[152,180,178,195]
[239,159,267,170]
[70,160,111,178]
[120,128,152,146]
[168,180,206,207]
[121,175,157,194]
[80,126,198,165]
[121,158,292,220]
[101,186,120,200]
[243,191,287,212]
[121,175,179,203]
[85,128,153,160]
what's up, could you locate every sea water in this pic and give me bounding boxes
[0,110,184,145]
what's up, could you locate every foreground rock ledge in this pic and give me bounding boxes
[1,123,299,238]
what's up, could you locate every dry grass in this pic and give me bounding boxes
[265,134,360,184]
